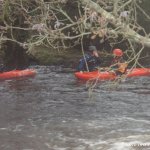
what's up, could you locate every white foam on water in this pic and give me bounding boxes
[106,134,150,150]
[0,128,8,130]
[12,124,24,132]
[109,141,150,150]
[27,134,36,138]
[108,142,131,150]
[121,117,150,124]
[67,134,150,149]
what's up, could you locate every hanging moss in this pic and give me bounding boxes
[1,0,10,23]
[136,0,150,34]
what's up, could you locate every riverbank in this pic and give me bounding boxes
[28,45,83,67]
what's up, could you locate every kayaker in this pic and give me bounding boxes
[0,64,5,73]
[77,45,101,72]
[110,48,128,75]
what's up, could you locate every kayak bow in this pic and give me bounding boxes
[75,68,150,80]
[0,69,36,80]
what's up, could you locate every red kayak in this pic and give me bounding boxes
[75,68,150,80]
[0,69,36,80]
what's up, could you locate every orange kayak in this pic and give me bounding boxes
[75,68,150,80]
[0,69,36,80]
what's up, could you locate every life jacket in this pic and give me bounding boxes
[111,57,128,74]
[117,62,128,73]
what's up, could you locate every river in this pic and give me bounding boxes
[0,66,150,150]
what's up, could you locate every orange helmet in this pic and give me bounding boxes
[113,49,123,57]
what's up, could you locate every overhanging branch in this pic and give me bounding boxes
[80,0,150,48]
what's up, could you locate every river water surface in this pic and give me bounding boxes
[0,66,150,150]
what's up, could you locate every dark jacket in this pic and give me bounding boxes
[0,64,5,73]
[77,53,101,71]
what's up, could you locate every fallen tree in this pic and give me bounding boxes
[80,0,150,48]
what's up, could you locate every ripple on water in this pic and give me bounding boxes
[0,66,150,150]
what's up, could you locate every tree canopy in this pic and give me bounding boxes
[0,0,150,66]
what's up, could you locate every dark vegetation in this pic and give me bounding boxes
[0,0,149,69]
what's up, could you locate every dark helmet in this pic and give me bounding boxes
[88,46,97,52]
